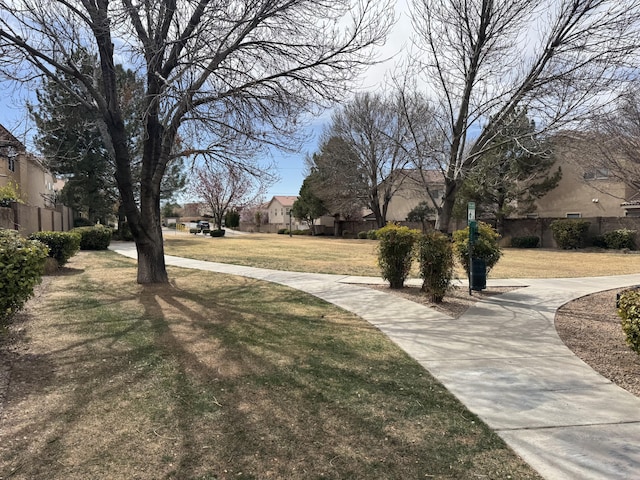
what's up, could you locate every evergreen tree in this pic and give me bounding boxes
[29,51,187,224]
[454,109,561,231]
[292,177,329,234]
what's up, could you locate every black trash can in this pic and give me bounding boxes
[470,258,486,291]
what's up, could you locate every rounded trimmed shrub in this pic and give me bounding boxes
[367,229,379,240]
[550,219,590,249]
[453,222,502,275]
[604,229,636,250]
[377,223,419,289]
[210,229,226,237]
[29,231,81,266]
[72,225,112,250]
[357,231,368,239]
[618,289,640,353]
[416,232,454,303]
[0,229,49,321]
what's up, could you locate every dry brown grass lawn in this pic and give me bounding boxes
[164,232,640,278]
[0,251,540,480]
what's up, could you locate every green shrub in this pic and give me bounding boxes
[342,231,354,239]
[0,229,49,321]
[189,228,200,234]
[210,229,226,237]
[511,236,540,248]
[453,222,502,275]
[73,217,94,227]
[377,223,419,289]
[367,229,379,240]
[202,229,211,235]
[604,229,636,250]
[292,229,311,235]
[416,232,454,303]
[225,209,240,229]
[618,289,640,353]
[29,231,81,266]
[550,219,590,249]
[357,231,368,239]
[278,228,288,235]
[72,225,112,250]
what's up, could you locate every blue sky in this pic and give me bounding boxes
[0,1,411,201]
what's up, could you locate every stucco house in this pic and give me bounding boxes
[532,133,636,218]
[383,134,638,227]
[0,124,58,209]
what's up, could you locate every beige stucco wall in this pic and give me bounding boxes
[536,156,630,218]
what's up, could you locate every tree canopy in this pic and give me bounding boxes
[406,0,640,230]
[0,0,393,282]
[453,109,561,229]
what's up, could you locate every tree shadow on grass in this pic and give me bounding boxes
[0,275,540,480]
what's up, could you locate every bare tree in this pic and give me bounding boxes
[313,91,417,228]
[0,0,393,283]
[408,0,640,231]
[585,88,640,194]
[193,162,272,231]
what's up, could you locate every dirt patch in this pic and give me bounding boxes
[369,284,520,319]
[555,289,640,397]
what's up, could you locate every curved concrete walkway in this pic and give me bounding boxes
[111,243,640,479]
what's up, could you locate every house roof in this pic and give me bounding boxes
[267,196,298,208]
[0,124,25,151]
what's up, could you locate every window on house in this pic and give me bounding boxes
[7,157,15,172]
[281,208,284,215]
[566,213,582,218]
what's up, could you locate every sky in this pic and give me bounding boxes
[0,1,412,201]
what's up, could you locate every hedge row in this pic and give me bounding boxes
[0,229,49,322]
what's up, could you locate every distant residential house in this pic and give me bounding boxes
[385,133,639,227]
[267,196,305,230]
[383,169,445,223]
[0,124,58,209]
[532,133,636,219]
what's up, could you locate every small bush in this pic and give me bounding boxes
[291,229,311,235]
[342,231,354,239]
[278,228,288,235]
[377,223,419,289]
[210,229,226,237]
[416,232,454,303]
[367,229,379,240]
[73,217,94,227]
[72,225,112,250]
[202,229,211,235]
[453,222,502,275]
[357,231,368,239]
[0,229,49,321]
[618,289,640,353]
[189,228,200,234]
[29,231,81,266]
[511,236,540,248]
[604,229,636,250]
[550,219,590,249]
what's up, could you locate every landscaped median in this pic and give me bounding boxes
[0,250,541,479]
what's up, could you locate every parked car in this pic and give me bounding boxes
[197,221,210,230]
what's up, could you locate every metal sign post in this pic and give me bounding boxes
[468,202,476,296]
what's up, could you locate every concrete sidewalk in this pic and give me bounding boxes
[111,243,640,479]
